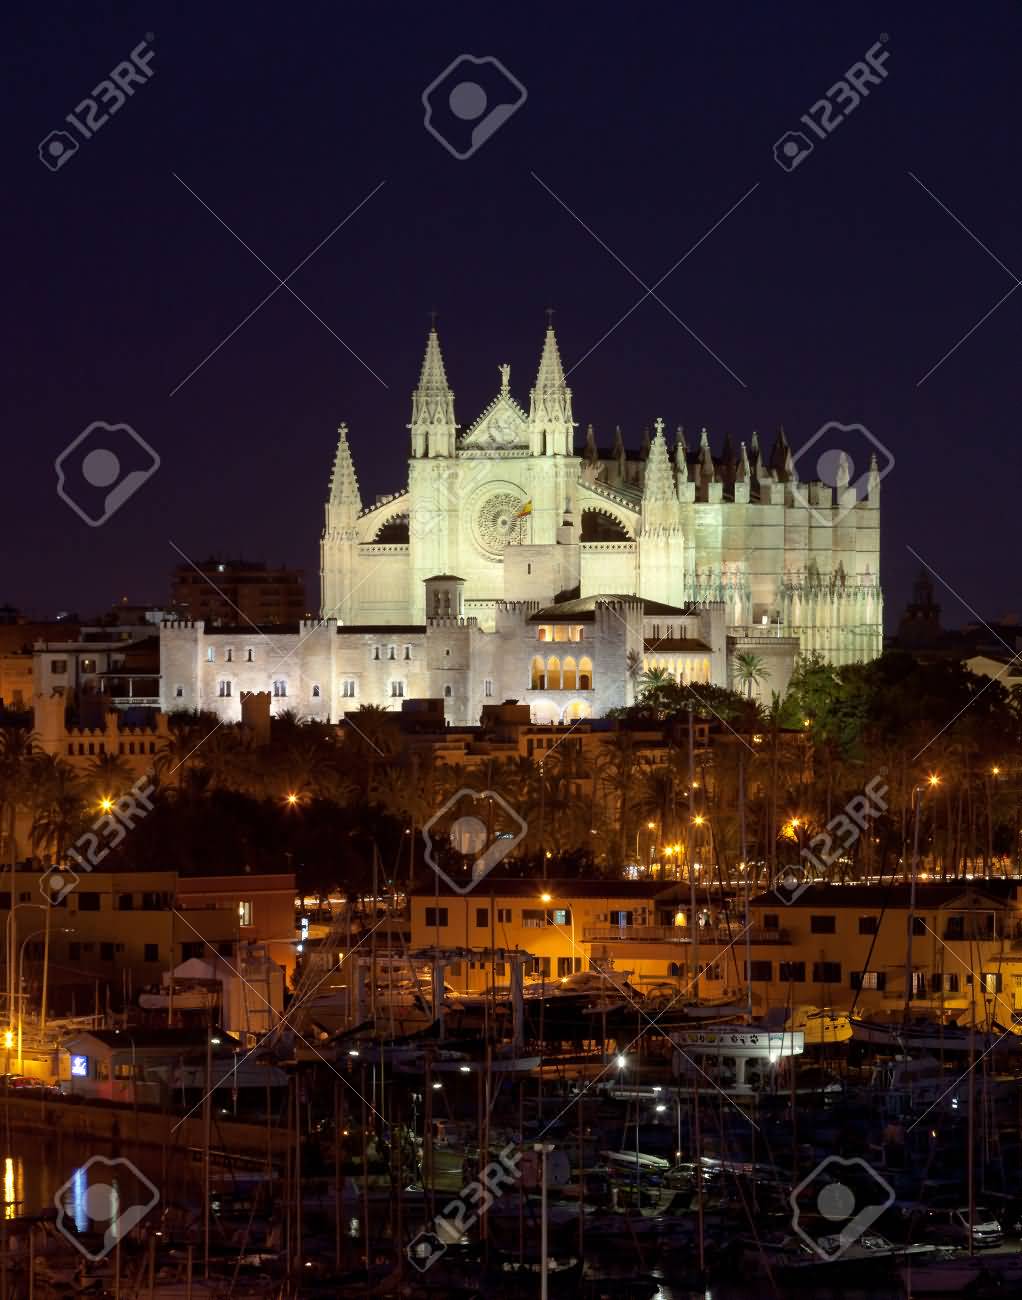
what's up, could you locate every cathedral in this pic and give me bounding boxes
[160,320,882,726]
[321,320,881,655]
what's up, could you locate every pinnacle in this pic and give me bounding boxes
[329,421,362,509]
[533,323,567,394]
[411,324,457,432]
[416,325,451,396]
[643,424,675,504]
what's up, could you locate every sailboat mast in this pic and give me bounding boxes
[741,751,751,1019]
[904,785,924,1022]
[688,706,698,996]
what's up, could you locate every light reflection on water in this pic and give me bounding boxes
[0,1133,179,1219]
[3,1157,21,1220]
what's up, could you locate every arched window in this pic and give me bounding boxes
[702,657,710,682]
[668,962,681,977]
[443,684,453,698]
[562,656,577,690]
[546,656,562,690]
[530,656,545,690]
[563,699,592,721]
[312,684,321,698]
[579,656,593,690]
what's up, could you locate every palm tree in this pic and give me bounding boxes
[82,751,135,804]
[0,727,37,865]
[636,667,678,719]
[734,652,768,700]
[28,755,87,1031]
[29,755,87,864]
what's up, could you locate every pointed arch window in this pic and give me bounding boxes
[562,656,577,691]
[579,656,593,690]
[546,656,562,690]
[530,656,545,690]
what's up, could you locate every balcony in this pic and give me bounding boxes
[581,924,790,945]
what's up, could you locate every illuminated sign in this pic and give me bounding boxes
[70,1055,88,1078]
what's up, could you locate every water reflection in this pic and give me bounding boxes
[3,1156,22,1219]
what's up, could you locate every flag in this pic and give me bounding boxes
[514,500,533,518]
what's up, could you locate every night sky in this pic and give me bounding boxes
[8,4,1021,629]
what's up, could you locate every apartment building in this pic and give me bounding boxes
[410,876,1022,1026]
[2,867,249,1015]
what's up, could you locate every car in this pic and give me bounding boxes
[922,1205,1003,1248]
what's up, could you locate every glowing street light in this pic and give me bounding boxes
[286,792,299,807]
[540,892,552,904]
[927,774,940,788]
[692,814,706,828]
[98,796,114,813]
[615,1055,627,1069]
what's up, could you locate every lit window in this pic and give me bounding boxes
[206,647,215,662]
[391,681,405,698]
[341,679,356,698]
[238,900,253,927]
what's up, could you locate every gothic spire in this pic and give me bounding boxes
[583,423,598,464]
[675,426,689,482]
[737,440,750,482]
[529,322,575,454]
[769,426,789,475]
[698,427,715,481]
[328,422,362,512]
[642,418,676,508]
[409,324,457,456]
[640,426,652,459]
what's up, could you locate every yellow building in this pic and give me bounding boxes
[1,867,239,1013]
[412,877,1022,1028]
[409,879,671,991]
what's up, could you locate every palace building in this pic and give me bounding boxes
[159,320,882,725]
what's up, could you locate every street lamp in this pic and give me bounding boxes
[17,927,71,1073]
[904,775,940,1019]
[5,903,45,1035]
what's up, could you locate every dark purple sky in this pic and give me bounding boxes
[7,4,1021,629]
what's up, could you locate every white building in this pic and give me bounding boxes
[159,320,882,724]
